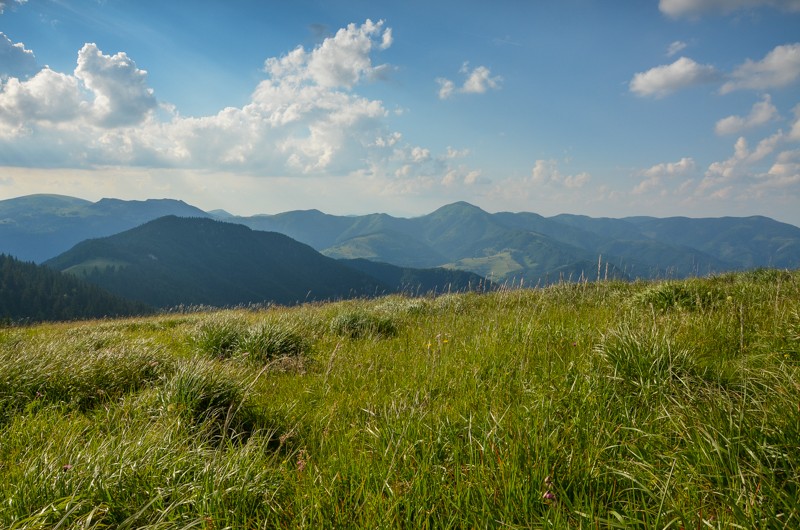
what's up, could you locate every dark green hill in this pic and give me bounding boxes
[44,216,390,308]
[0,254,152,323]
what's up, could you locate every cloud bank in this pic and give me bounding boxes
[0,20,397,175]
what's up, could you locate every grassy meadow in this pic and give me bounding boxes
[1,269,799,528]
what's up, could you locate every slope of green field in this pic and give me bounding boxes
[1,269,798,528]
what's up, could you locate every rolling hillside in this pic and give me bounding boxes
[43,217,485,308]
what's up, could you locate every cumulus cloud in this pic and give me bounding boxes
[264,19,392,89]
[74,43,157,127]
[762,149,800,189]
[634,157,696,195]
[0,32,38,79]
[531,159,591,188]
[0,68,82,131]
[720,43,800,94]
[437,62,502,100]
[461,64,502,94]
[0,43,156,134]
[715,95,779,135]
[659,0,800,18]
[644,157,696,178]
[0,20,409,177]
[699,132,785,193]
[629,57,719,98]
[441,166,482,187]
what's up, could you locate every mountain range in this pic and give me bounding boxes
[3,194,800,286]
[216,202,800,282]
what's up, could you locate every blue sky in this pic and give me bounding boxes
[1,0,799,225]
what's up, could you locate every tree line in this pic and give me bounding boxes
[0,254,151,325]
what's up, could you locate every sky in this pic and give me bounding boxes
[1,0,800,225]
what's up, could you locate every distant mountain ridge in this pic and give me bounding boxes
[3,194,800,283]
[0,194,210,262]
[43,216,485,308]
[235,201,800,282]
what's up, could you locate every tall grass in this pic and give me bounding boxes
[1,270,798,528]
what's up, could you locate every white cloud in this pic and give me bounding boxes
[643,157,696,178]
[666,40,687,57]
[436,78,455,100]
[445,146,470,159]
[410,146,431,163]
[74,43,157,127]
[715,94,779,135]
[629,57,719,98]
[634,157,696,195]
[790,104,800,140]
[461,65,502,94]
[264,19,392,89]
[437,63,502,100]
[0,20,405,177]
[699,131,785,193]
[0,32,38,79]
[763,149,800,189]
[441,166,483,187]
[530,159,591,188]
[720,43,800,94]
[0,43,156,134]
[659,0,800,18]
[0,68,82,131]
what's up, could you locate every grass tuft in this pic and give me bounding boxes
[329,309,398,339]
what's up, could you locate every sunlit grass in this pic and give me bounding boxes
[1,270,798,528]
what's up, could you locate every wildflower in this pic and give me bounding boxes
[542,475,556,502]
[296,449,308,473]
